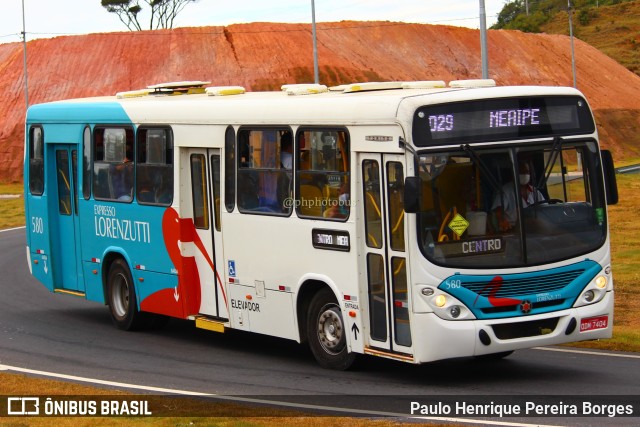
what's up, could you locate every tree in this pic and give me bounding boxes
[492,0,525,29]
[101,0,199,31]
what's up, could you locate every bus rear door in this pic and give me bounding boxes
[360,153,413,357]
[51,144,83,293]
[182,147,228,320]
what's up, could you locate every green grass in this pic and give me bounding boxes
[542,1,640,75]
[603,173,640,351]
[0,183,24,230]
[495,0,640,75]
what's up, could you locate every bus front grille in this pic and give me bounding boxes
[462,270,584,298]
[481,299,566,314]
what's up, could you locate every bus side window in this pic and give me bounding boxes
[225,126,236,212]
[136,127,173,206]
[363,160,382,248]
[296,128,350,220]
[93,127,134,202]
[82,126,91,200]
[191,154,209,229]
[387,162,405,251]
[237,128,292,216]
[56,150,72,215]
[211,154,221,231]
[29,126,44,196]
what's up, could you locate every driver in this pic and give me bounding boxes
[492,161,544,231]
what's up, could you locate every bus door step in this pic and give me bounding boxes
[364,346,414,362]
[54,288,86,298]
[194,316,226,333]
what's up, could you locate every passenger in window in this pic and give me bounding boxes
[492,162,543,231]
[324,183,350,219]
[137,168,155,203]
[112,157,133,201]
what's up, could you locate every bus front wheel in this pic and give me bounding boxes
[307,288,357,370]
[107,259,143,331]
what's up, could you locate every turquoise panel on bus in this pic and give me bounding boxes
[27,102,131,124]
[439,260,602,320]
[25,101,133,293]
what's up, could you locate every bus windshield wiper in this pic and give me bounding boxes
[462,144,503,195]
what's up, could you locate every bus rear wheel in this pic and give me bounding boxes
[307,288,357,370]
[107,259,144,331]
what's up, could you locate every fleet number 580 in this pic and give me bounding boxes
[445,279,461,289]
[31,216,44,234]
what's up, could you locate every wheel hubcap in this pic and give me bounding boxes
[112,273,130,319]
[317,305,344,354]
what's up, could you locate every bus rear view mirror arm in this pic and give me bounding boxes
[601,150,618,205]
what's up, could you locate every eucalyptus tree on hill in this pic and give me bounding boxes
[101,0,199,31]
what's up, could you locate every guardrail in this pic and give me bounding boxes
[616,164,640,174]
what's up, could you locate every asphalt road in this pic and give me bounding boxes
[1,227,639,425]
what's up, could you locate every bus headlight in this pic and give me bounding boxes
[573,274,609,308]
[418,286,475,320]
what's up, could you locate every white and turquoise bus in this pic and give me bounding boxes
[24,80,618,369]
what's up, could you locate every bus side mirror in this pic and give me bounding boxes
[601,150,618,205]
[404,176,420,213]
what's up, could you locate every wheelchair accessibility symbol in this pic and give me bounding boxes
[228,260,236,277]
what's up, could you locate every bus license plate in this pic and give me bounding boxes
[580,316,608,332]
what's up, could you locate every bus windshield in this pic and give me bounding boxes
[416,140,607,268]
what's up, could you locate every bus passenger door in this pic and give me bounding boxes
[360,153,412,355]
[51,144,83,293]
[183,148,228,320]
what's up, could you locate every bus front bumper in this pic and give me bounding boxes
[411,290,614,363]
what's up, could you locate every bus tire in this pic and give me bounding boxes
[307,288,357,370]
[107,259,144,331]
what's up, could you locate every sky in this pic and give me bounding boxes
[1,0,504,44]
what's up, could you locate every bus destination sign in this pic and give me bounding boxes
[412,96,595,146]
[312,229,350,252]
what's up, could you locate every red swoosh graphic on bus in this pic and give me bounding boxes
[181,213,227,308]
[140,208,190,317]
[140,208,227,318]
[473,276,521,307]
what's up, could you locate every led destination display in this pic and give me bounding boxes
[412,96,595,146]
